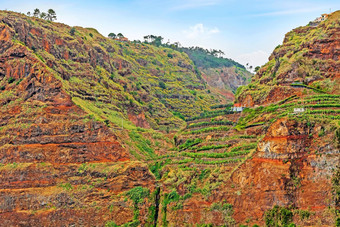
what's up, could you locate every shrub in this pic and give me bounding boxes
[126,186,149,205]
[70,27,76,36]
[178,138,202,150]
[264,205,293,227]
[172,111,185,120]
[8,77,15,84]
[159,81,166,89]
[105,221,118,227]
[16,78,23,85]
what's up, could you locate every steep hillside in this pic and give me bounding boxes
[148,11,340,226]
[0,10,227,133]
[201,66,252,100]
[236,10,339,107]
[0,11,158,226]
[180,47,253,100]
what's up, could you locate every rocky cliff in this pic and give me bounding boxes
[201,66,252,101]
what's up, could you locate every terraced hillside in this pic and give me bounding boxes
[145,11,340,226]
[0,8,339,227]
[236,10,340,107]
[146,93,339,226]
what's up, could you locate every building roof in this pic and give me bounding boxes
[234,103,242,107]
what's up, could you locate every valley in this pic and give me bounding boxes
[0,9,339,227]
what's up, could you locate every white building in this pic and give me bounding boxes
[294,108,305,114]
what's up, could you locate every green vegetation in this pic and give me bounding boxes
[264,206,294,227]
[211,103,233,109]
[183,126,230,135]
[187,120,233,128]
[210,201,235,226]
[126,186,150,222]
[69,27,76,36]
[194,158,244,165]
[129,131,156,159]
[186,109,233,121]
[28,8,57,21]
[179,138,202,150]
[193,144,231,151]
[8,77,15,84]
[235,14,340,104]
[141,35,245,69]
[105,221,119,227]
[162,190,181,226]
[180,47,244,69]
[58,182,73,191]
[182,150,250,159]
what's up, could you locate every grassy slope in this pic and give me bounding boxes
[235,10,340,105]
[0,10,227,133]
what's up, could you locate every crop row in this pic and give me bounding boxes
[181,150,250,159]
[183,126,231,135]
[303,104,340,108]
[186,110,234,121]
[194,158,244,165]
[190,144,231,151]
[187,120,233,129]
[230,143,257,152]
[304,94,340,100]
[178,138,203,150]
[210,104,233,109]
[305,109,340,114]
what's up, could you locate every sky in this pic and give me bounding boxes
[1,0,339,68]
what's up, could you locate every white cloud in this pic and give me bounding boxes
[235,50,270,70]
[183,23,220,39]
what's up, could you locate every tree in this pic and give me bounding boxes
[70,27,76,36]
[108,33,116,39]
[255,66,260,72]
[33,8,40,17]
[46,9,57,21]
[117,33,124,39]
[40,12,47,19]
[27,12,31,17]
[143,35,149,43]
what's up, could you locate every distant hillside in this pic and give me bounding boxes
[179,47,253,96]
[140,38,253,100]
[179,46,244,69]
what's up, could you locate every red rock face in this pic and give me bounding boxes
[0,15,156,226]
[201,66,252,102]
[225,118,338,226]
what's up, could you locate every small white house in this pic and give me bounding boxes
[232,106,244,112]
[294,108,305,114]
[232,103,244,112]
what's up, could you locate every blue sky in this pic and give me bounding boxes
[1,0,339,67]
